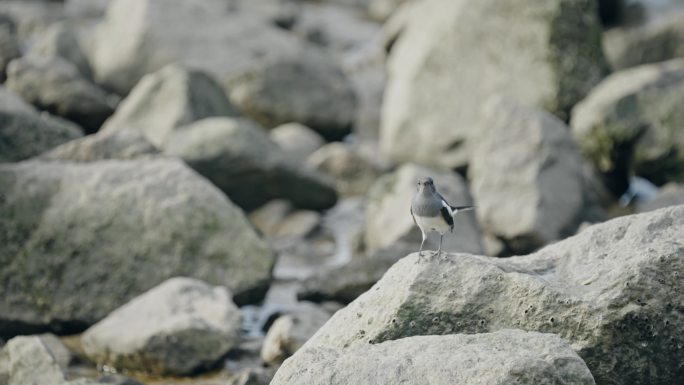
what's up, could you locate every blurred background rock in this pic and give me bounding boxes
[1,0,683,384]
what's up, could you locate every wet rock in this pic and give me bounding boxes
[270,123,325,164]
[637,183,684,212]
[470,99,590,255]
[603,11,684,70]
[91,0,307,95]
[165,117,337,211]
[298,205,684,385]
[307,143,379,197]
[5,55,116,133]
[571,59,684,191]
[271,330,595,385]
[0,97,83,162]
[41,130,159,162]
[101,64,238,147]
[0,20,20,83]
[365,163,484,255]
[381,0,607,169]
[261,302,331,366]
[0,159,274,337]
[82,277,241,376]
[32,22,92,78]
[227,49,357,141]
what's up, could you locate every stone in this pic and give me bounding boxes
[364,163,484,255]
[306,143,380,197]
[40,130,159,162]
[5,55,116,133]
[381,0,607,169]
[91,0,307,95]
[298,205,684,385]
[270,123,325,164]
[0,20,20,83]
[603,11,684,71]
[366,0,411,21]
[165,117,337,211]
[274,211,321,239]
[637,183,684,212]
[32,22,92,78]
[260,302,331,366]
[571,59,684,191]
[271,330,595,385]
[227,48,357,141]
[469,98,590,255]
[248,200,293,238]
[82,277,241,375]
[0,85,36,115]
[228,368,274,385]
[0,105,83,163]
[101,64,239,148]
[0,159,274,337]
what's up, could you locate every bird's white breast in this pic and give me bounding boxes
[414,215,451,234]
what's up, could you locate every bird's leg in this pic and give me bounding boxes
[436,233,443,257]
[416,231,426,264]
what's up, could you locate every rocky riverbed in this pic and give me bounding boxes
[1,0,684,385]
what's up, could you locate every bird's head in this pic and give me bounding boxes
[416,177,436,193]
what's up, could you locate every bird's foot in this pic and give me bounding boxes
[415,252,423,264]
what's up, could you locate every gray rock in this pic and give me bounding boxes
[270,123,325,164]
[274,211,321,240]
[41,130,159,162]
[299,205,684,385]
[469,99,590,255]
[366,0,412,21]
[82,277,241,375]
[227,49,357,141]
[0,107,83,163]
[101,64,239,148]
[637,183,684,212]
[0,85,36,114]
[0,21,20,83]
[364,163,484,255]
[571,59,684,191]
[5,55,116,133]
[307,143,380,197]
[32,22,92,78]
[0,159,275,337]
[261,302,331,366]
[381,0,607,169]
[91,0,307,95]
[249,200,293,238]
[228,367,274,385]
[603,11,684,71]
[165,117,337,211]
[271,330,595,385]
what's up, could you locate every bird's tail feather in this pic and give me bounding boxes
[451,205,476,212]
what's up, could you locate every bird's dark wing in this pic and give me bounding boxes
[410,205,417,226]
[451,205,476,212]
[440,205,454,231]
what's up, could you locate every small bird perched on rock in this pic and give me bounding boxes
[411,177,475,262]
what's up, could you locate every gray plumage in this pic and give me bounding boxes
[410,177,475,262]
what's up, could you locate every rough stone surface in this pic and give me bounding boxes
[0,85,36,115]
[381,0,607,169]
[101,64,239,148]
[365,163,484,255]
[270,123,325,164]
[5,55,116,133]
[272,330,596,385]
[306,143,380,197]
[470,99,590,255]
[82,277,242,375]
[165,117,337,211]
[0,21,20,83]
[603,12,684,70]
[0,159,274,337]
[637,183,684,212]
[260,302,331,366]
[32,22,92,78]
[571,59,684,190]
[299,206,684,385]
[91,0,308,95]
[41,130,159,162]
[227,49,357,140]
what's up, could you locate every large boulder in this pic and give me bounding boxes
[270,123,325,164]
[32,22,92,78]
[101,64,239,148]
[271,330,595,385]
[90,0,307,95]
[0,159,275,338]
[82,277,241,375]
[41,130,159,162]
[364,163,484,255]
[380,0,607,169]
[0,91,83,162]
[5,55,116,133]
[470,99,591,255]
[227,49,357,140]
[165,117,337,211]
[297,205,684,385]
[571,59,684,191]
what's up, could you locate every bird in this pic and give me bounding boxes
[410,177,475,262]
